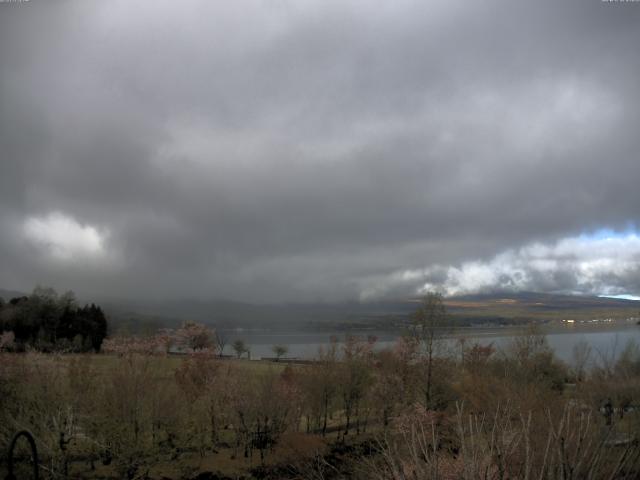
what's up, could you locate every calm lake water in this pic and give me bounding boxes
[222,324,640,365]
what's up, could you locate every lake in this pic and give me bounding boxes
[221,323,640,365]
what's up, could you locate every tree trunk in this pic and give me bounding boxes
[425,335,434,409]
[322,392,329,436]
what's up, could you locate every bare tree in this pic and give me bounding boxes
[572,338,592,382]
[272,344,288,361]
[215,330,227,357]
[300,339,339,436]
[339,335,375,436]
[232,339,248,359]
[412,292,449,410]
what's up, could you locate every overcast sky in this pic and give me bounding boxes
[1,0,640,302]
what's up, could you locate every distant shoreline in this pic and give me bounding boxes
[219,320,639,339]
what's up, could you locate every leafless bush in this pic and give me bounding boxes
[364,401,640,480]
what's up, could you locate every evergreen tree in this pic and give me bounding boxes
[0,287,108,352]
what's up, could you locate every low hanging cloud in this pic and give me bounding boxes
[360,232,640,300]
[23,212,108,262]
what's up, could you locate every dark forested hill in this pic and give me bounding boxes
[97,291,640,331]
[3,287,638,333]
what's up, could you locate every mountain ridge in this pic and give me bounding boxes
[2,288,638,332]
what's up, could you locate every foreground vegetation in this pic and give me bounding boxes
[1,294,640,479]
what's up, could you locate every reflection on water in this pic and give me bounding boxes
[221,325,640,364]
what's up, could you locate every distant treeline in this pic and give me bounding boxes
[0,287,107,352]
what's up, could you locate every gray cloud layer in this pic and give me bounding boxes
[1,0,640,302]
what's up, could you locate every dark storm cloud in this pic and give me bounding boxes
[1,0,640,301]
